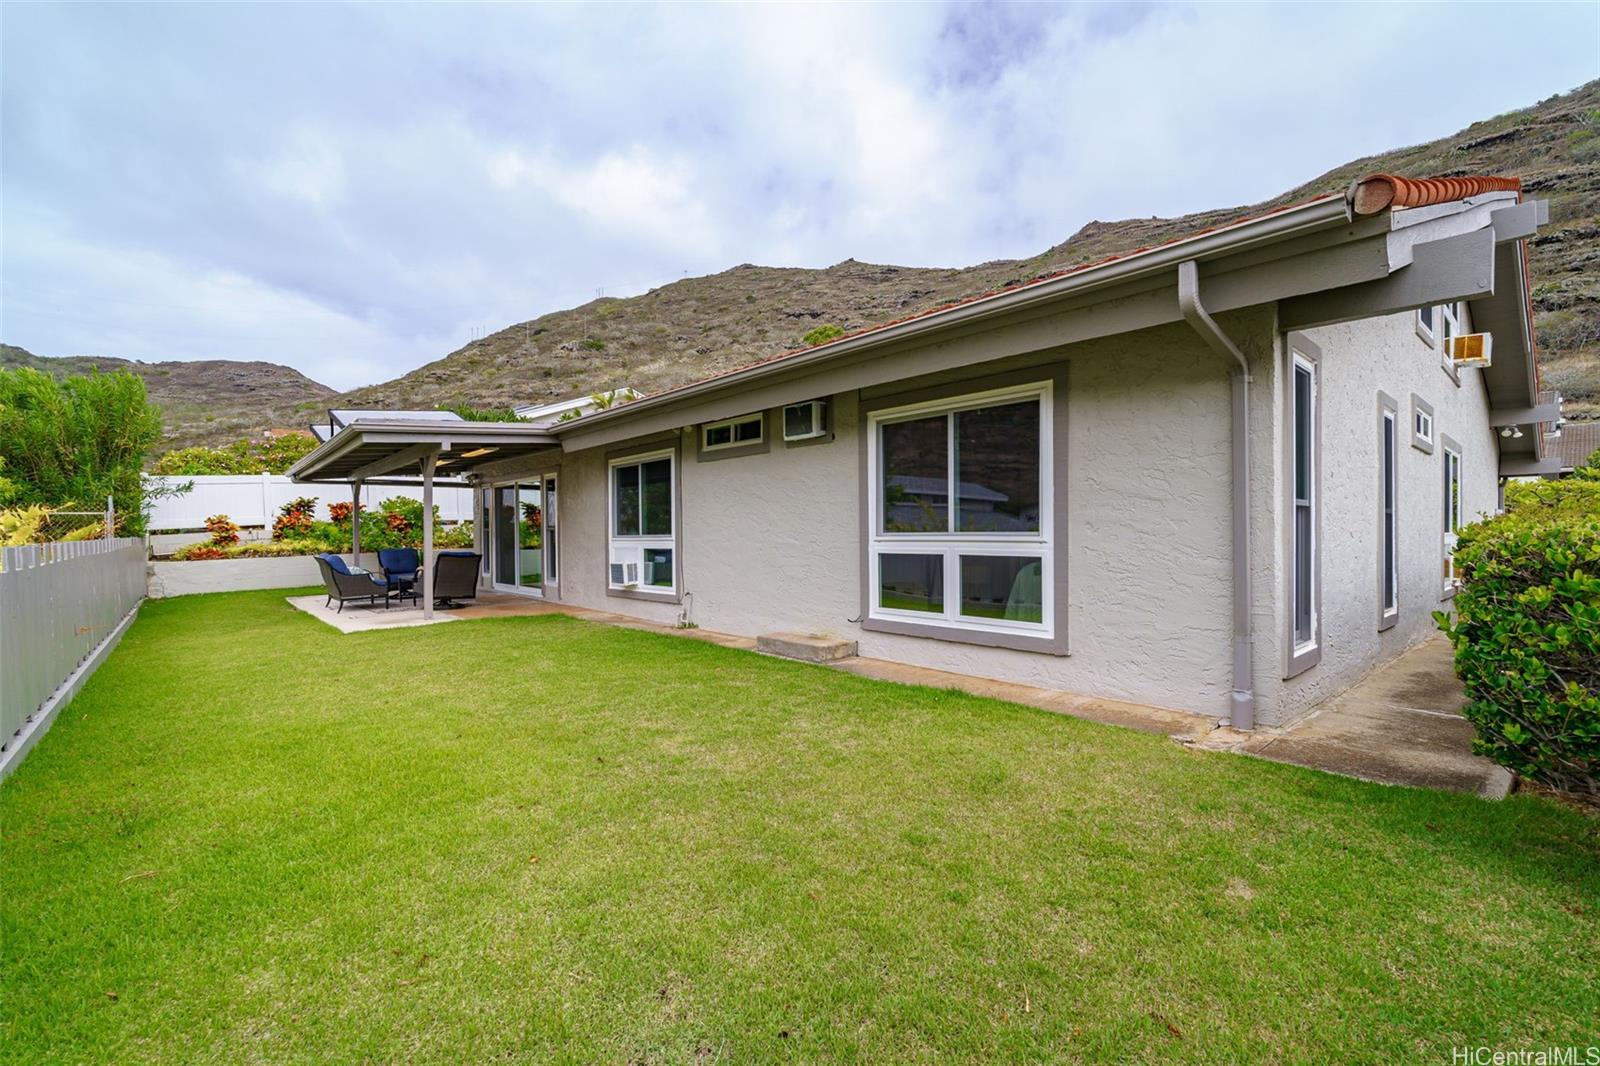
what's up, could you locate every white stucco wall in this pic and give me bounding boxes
[1256,310,1498,724]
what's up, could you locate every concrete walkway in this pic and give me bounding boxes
[1195,638,1512,799]
[287,590,1504,796]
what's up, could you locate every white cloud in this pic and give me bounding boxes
[1,2,1595,392]
[488,144,722,256]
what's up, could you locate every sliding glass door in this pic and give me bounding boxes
[491,476,558,595]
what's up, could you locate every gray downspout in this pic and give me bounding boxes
[1177,260,1255,730]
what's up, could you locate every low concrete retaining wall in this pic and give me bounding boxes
[150,529,272,557]
[148,554,357,598]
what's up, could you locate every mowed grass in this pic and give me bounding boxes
[2,591,1596,1063]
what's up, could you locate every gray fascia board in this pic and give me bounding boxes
[1490,201,1540,244]
[1489,403,1561,427]
[1278,227,1496,332]
[289,421,557,481]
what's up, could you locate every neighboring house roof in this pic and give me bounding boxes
[311,408,464,441]
[1555,421,1600,472]
[513,388,643,424]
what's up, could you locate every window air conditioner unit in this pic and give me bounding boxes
[608,559,640,586]
[783,400,828,441]
[1448,332,1492,369]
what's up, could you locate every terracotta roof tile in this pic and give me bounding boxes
[1348,173,1522,216]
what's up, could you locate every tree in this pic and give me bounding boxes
[0,367,163,533]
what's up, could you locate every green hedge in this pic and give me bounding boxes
[152,434,317,475]
[1435,472,1600,797]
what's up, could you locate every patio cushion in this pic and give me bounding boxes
[319,554,385,585]
[379,548,420,576]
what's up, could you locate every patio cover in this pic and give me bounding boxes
[287,419,560,619]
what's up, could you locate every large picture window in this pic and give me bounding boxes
[868,380,1052,639]
[609,450,675,594]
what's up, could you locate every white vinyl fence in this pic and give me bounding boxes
[144,475,475,532]
[0,537,146,778]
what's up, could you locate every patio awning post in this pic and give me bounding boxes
[350,480,363,568]
[421,450,438,620]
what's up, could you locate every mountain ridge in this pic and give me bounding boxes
[7,80,1599,448]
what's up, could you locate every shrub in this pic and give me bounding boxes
[0,505,51,547]
[328,501,358,523]
[151,433,318,476]
[204,514,240,546]
[272,497,318,541]
[579,338,606,351]
[435,522,475,548]
[1435,475,1600,798]
[175,543,228,561]
[802,323,845,347]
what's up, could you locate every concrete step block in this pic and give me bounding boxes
[756,631,858,663]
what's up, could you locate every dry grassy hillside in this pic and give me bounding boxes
[340,80,1600,422]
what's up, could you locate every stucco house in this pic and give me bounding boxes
[291,172,1560,730]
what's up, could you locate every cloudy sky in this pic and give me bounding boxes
[3,3,1596,391]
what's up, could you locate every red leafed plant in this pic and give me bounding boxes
[204,514,240,546]
[328,501,361,523]
[385,511,411,534]
[272,496,318,541]
[182,544,227,560]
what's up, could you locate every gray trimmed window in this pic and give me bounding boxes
[702,414,763,452]
[1441,435,1463,597]
[608,449,675,594]
[1416,305,1435,346]
[1438,302,1463,384]
[1378,392,1399,630]
[866,378,1054,643]
[1284,334,1322,678]
[1410,393,1435,453]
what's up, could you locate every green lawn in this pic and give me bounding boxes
[3,591,1596,1062]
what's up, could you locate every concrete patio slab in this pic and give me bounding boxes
[285,589,574,632]
[1195,637,1513,799]
[287,594,465,632]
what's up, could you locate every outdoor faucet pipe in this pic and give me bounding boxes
[1177,259,1255,730]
